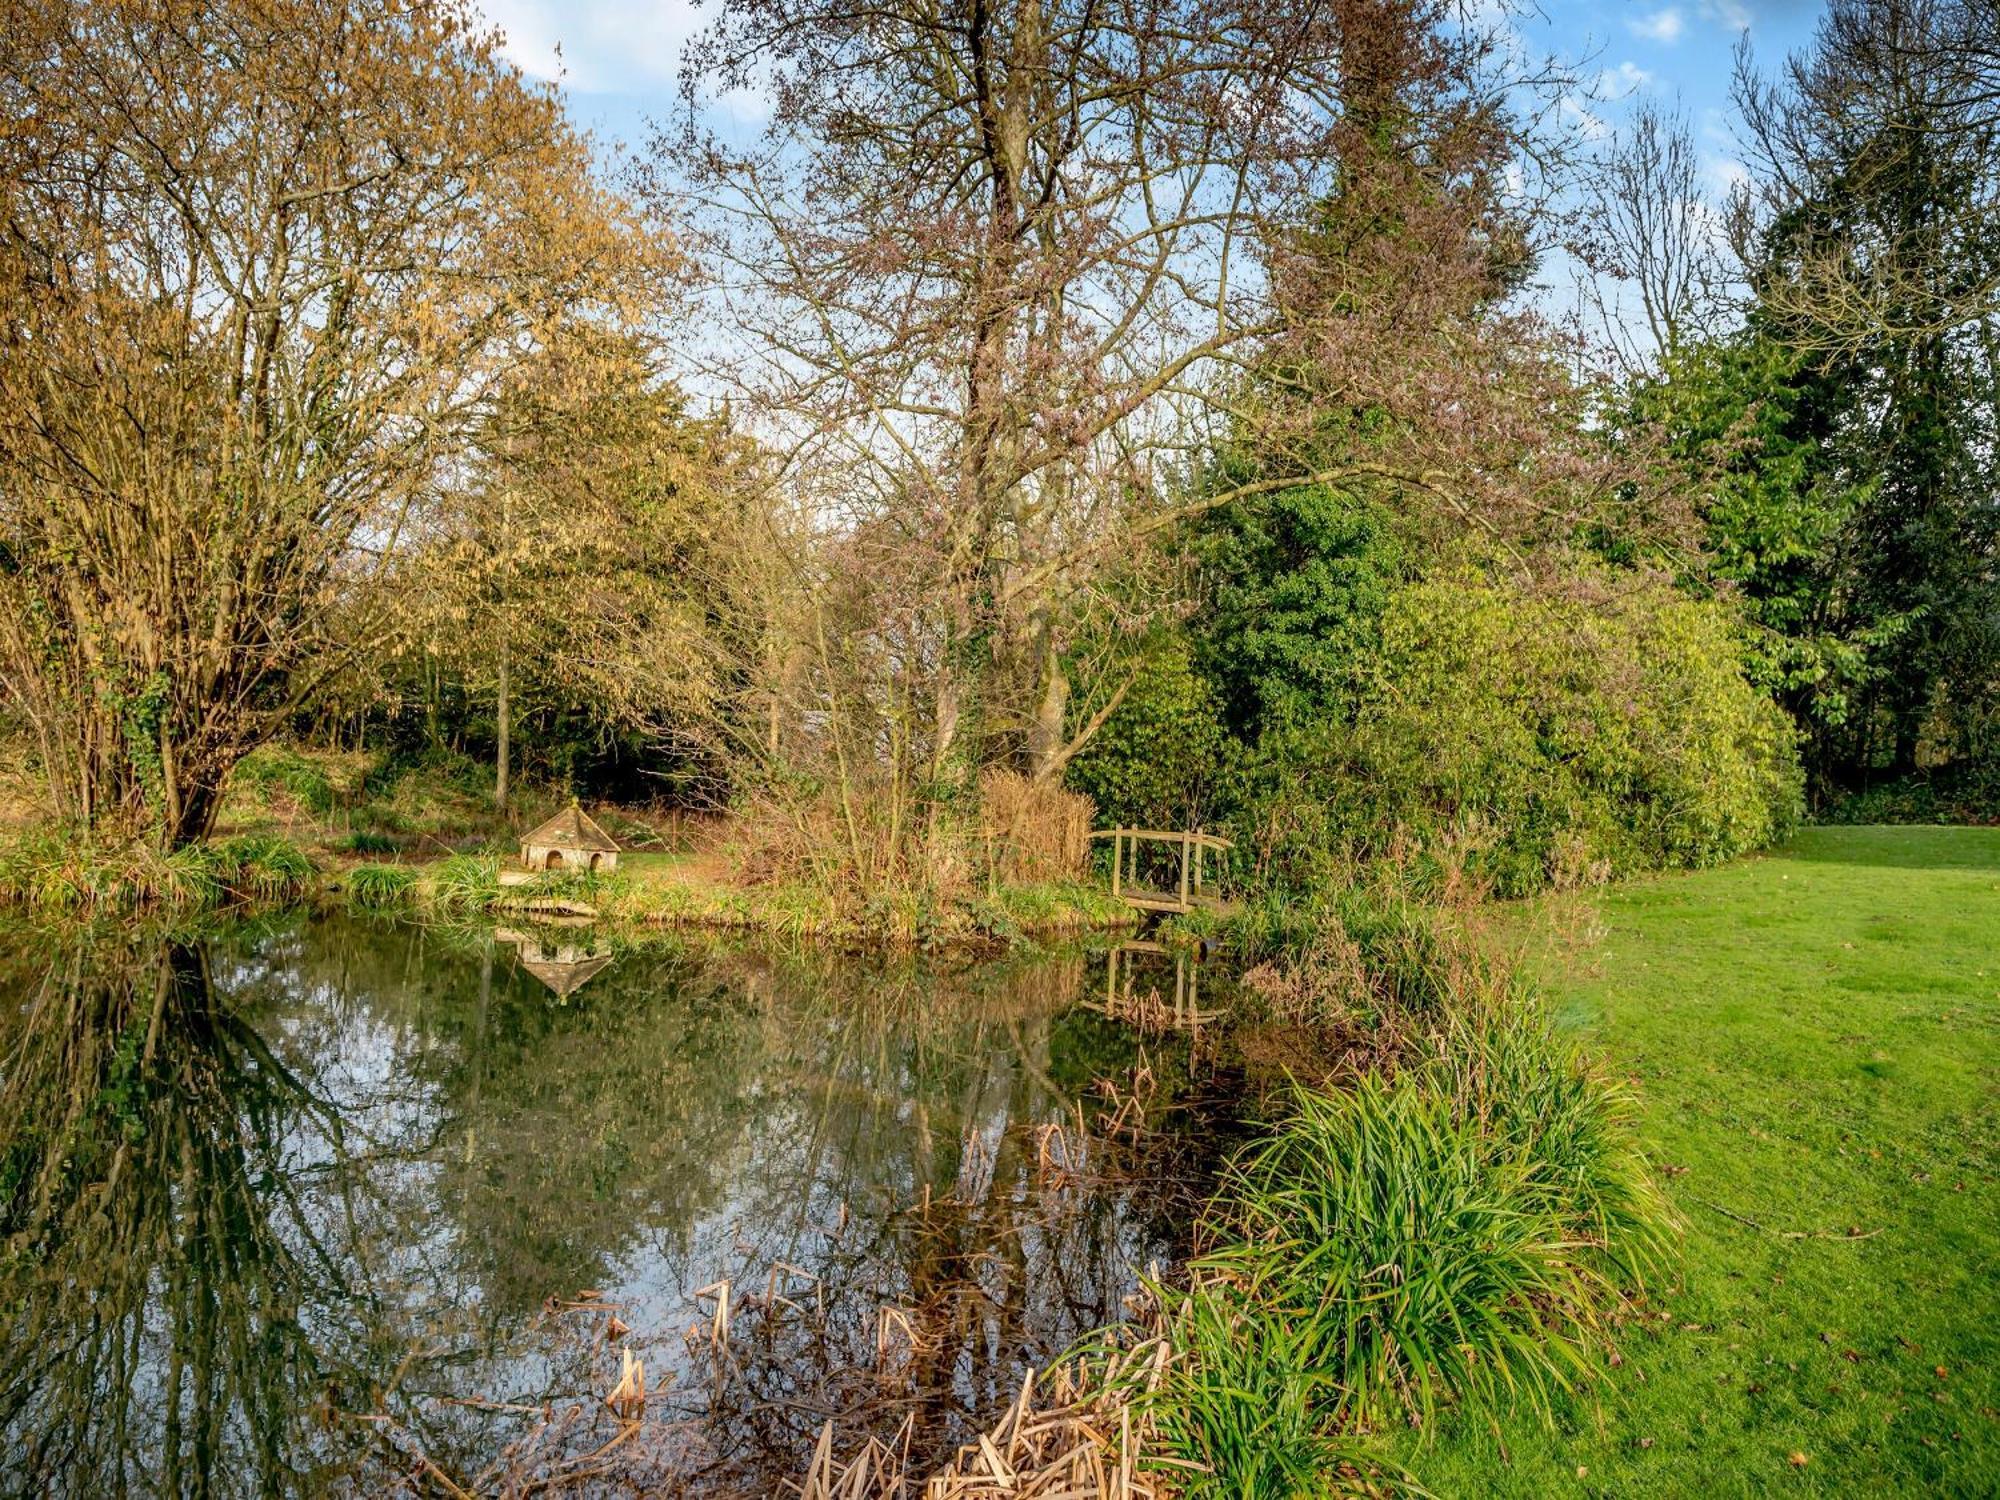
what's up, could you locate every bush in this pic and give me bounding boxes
[1065,636,1233,831]
[1238,568,1802,896]
[1818,758,2000,826]
[1157,1010,1671,1490]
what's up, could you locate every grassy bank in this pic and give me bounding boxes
[333,849,1134,943]
[1403,826,2000,1495]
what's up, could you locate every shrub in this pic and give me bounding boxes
[1065,636,1233,832]
[1239,567,1802,896]
[1818,758,2000,825]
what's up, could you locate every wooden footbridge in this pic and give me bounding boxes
[1092,826,1235,915]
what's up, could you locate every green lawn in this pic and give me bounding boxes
[1404,826,2000,1497]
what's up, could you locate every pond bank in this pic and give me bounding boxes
[0,828,1140,949]
[333,849,1139,946]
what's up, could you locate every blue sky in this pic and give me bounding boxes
[474,0,1828,187]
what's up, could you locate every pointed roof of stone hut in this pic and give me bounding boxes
[520,951,614,998]
[521,804,619,853]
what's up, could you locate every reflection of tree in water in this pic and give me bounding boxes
[680,945,1216,1479]
[0,930,363,1497]
[0,917,1220,1493]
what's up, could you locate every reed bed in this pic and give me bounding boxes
[794,1335,1182,1500]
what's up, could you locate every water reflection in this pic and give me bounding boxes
[0,917,1221,1494]
[494,921,614,998]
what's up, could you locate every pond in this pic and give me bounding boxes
[0,915,1235,1495]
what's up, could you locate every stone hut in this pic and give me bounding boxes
[519,805,619,873]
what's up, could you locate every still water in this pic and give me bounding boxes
[0,915,1226,1496]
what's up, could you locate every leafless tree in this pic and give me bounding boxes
[1587,99,1731,371]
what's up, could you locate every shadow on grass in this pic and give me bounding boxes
[1772,824,2000,872]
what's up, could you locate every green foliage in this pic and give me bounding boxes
[337,830,400,855]
[1235,568,1802,897]
[0,831,314,910]
[232,745,342,816]
[420,854,501,916]
[1146,1282,1359,1496]
[1064,636,1230,831]
[210,834,317,900]
[1189,483,1405,737]
[344,863,419,910]
[965,879,1130,940]
[1162,1004,1669,1489]
[1816,757,2000,826]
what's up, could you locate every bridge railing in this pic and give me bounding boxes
[1090,826,1234,913]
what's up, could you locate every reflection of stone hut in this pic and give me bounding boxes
[519,805,619,873]
[496,926,614,998]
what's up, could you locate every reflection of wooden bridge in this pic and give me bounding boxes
[1101,940,1224,1028]
[1091,826,1235,915]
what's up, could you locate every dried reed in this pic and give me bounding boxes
[791,1333,1183,1500]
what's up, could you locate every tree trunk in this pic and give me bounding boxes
[495,632,511,814]
[1025,627,1069,783]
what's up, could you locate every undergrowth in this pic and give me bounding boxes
[1133,875,1675,1496]
[0,830,317,910]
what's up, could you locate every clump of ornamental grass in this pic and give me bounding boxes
[1148,996,1673,1494]
[0,829,315,909]
[1144,1280,1364,1496]
[209,833,317,900]
[344,862,419,910]
[419,853,501,916]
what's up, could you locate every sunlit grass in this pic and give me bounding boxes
[1405,825,2000,1495]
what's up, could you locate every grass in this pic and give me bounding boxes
[0,828,317,910]
[1404,825,2000,1495]
[1150,999,1669,1495]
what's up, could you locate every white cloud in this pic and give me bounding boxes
[1627,7,1685,43]
[1600,60,1656,97]
[1700,0,1753,33]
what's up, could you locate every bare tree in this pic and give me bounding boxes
[1587,99,1731,371]
[1731,0,2000,352]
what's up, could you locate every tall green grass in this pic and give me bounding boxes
[0,830,316,910]
[1148,978,1673,1493]
[344,863,419,910]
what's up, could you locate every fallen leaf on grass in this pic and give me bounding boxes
[1789,1452,1810,1468]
